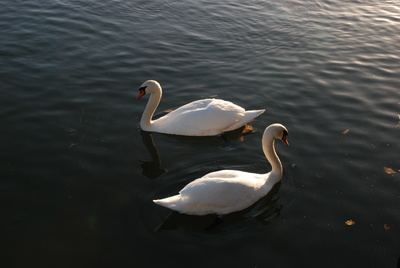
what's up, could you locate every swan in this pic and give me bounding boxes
[136,80,265,136]
[153,123,289,215]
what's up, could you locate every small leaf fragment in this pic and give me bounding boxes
[163,110,173,113]
[384,224,391,231]
[384,167,396,174]
[209,94,219,98]
[345,220,356,226]
[342,129,350,135]
[242,125,253,134]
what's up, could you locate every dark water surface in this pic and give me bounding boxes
[1,0,399,267]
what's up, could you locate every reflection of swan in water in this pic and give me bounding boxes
[139,126,261,179]
[154,183,282,233]
[139,130,167,179]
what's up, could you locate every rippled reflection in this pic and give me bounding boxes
[139,130,168,179]
[138,125,263,179]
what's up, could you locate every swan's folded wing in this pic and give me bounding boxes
[179,175,264,211]
[159,99,245,134]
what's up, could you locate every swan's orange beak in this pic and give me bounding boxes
[137,88,146,99]
[281,134,289,146]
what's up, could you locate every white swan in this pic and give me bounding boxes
[153,123,289,215]
[136,80,265,136]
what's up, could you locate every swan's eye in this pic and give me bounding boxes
[139,86,147,93]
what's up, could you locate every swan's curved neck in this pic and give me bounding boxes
[262,135,283,182]
[140,89,162,130]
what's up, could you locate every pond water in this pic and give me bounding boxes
[1,0,399,267]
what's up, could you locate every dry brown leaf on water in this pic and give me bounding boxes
[163,110,173,113]
[342,129,350,135]
[345,220,356,226]
[209,94,219,98]
[384,224,391,231]
[242,125,253,134]
[384,167,396,174]
[239,136,245,142]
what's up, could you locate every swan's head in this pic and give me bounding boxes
[137,80,161,99]
[264,123,289,146]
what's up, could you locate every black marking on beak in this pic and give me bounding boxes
[137,86,147,99]
[281,130,289,146]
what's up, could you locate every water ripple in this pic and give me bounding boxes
[1,0,400,267]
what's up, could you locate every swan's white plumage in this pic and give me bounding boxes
[153,123,289,215]
[137,80,265,136]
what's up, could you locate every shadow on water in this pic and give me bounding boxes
[154,183,282,234]
[138,125,262,179]
[139,130,168,179]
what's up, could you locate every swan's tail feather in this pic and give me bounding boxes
[223,109,265,132]
[153,195,182,210]
[244,109,265,121]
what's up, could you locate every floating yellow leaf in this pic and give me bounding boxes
[239,135,245,142]
[345,220,356,226]
[163,110,173,113]
[242,125,253,134]
[209,94,219,98]
[384,167,396,174]
[342,129,350,134]
[384,224,391,231]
